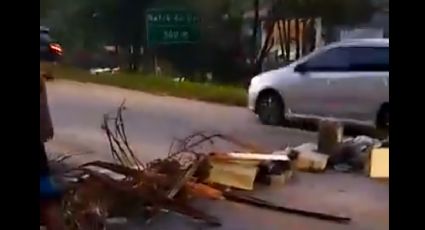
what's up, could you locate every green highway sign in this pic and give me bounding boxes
[146,9,200,46]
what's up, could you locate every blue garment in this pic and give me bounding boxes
[40,176,61,199]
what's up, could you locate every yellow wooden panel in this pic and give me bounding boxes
[207,161,258,190]
[370,148,389,178]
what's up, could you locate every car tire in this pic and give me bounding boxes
[256,91,285,126]
[376,104,389,130]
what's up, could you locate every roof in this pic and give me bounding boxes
[40,26,50,33]
[333,38,389,47]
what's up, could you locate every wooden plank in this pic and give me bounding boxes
[223,192,351,223]
[167,156,205,199]
[185,182,224,200]
[369,148,389,178]
[211,152,289,162]
[207,160,259,190]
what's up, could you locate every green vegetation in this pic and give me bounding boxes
[56,67,247,107]
[41,0,377,76]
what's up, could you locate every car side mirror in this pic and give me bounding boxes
[295,64,307,73]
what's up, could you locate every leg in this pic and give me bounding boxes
[40,142,66,229]
[40,199,66,230]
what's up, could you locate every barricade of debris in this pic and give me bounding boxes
[294,119,389,178]
[59,105,216,229]
[57,106,390,229]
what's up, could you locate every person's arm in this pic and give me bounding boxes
[40,75,54,142]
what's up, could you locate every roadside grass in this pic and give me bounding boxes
[55,67,247,107]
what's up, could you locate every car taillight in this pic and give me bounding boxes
[49,43,63,56]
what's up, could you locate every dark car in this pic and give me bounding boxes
[40,26,63,62]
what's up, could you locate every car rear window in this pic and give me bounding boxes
[40,33,53,45]
[347,46,389,71]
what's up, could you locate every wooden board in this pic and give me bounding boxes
[369,148,389,178]
[210,152,289,162]
[227,153,289,161]
[207,160,259,190]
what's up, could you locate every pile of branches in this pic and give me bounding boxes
[60,102,261,230]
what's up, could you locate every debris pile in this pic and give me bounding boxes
[61,104,223,229]
[58,108,390,229]
[287,119,389,177]
[59,104,297,229]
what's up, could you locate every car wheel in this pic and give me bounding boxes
[256,92,284,125]
[376,104,389,130]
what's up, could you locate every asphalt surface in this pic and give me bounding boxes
[46,80,317,163]
[45,80,388,230]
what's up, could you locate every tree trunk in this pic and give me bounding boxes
[295,19,300,60]
[301,19,308,57]
[254,20,275,75]
[280,19,287,62]
[284,20,291,61]
[277,20,285,61]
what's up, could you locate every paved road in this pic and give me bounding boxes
[45,80,388,230]
[47,80,317,163]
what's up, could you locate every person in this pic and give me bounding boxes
[40,65,54,178]
[40,49,66,230]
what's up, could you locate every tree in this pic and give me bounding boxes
[252,0,376,75]
[40,0,56,18]
[275,0,375,27]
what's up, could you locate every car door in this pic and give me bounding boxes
[286,46,351,117]
[326,46,389,121]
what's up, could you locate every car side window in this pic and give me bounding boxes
[300,47,350,72]
[40,34,51,51]
[347,47,389,72]
[40,33,56,61]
